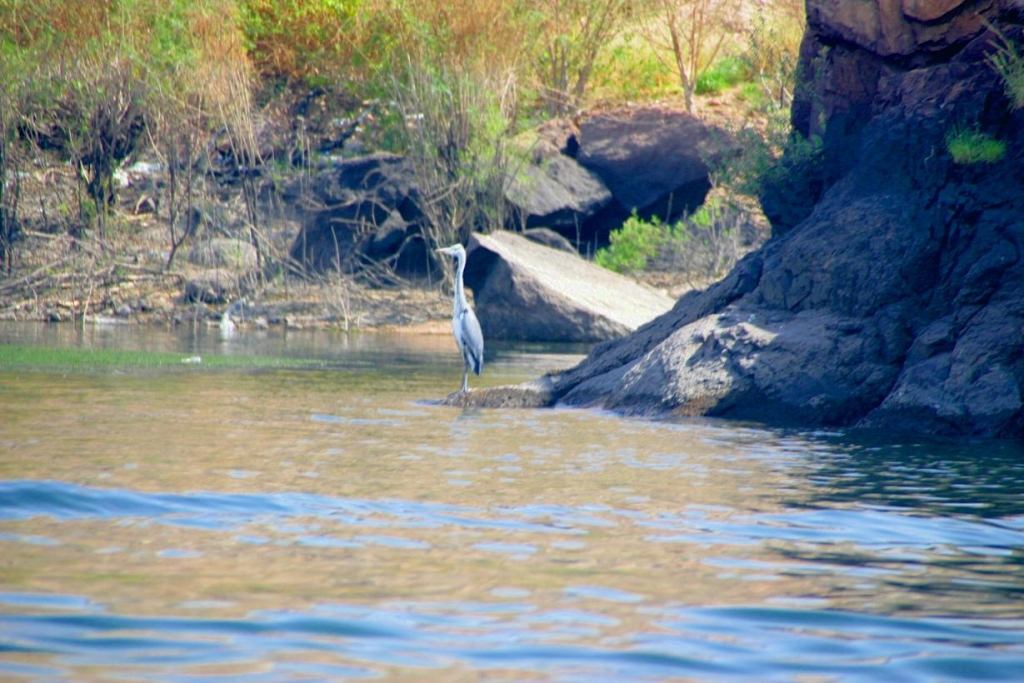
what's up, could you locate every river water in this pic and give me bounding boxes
[1,321,1023,681]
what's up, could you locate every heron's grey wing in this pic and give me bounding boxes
[458,307,484,376]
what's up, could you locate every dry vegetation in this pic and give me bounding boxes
[0,0,805,330]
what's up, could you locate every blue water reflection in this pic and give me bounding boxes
[3,595,1023,681]
[2,477,1024,679]
[2,323,1024,680]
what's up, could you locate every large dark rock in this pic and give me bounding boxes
[466,3,1024,438]
[575,107,734,244]
[288,153,423,273]
[504,154,612,236]
[504,112,733,247]
[464,231,674,343]
[504,119,609,237]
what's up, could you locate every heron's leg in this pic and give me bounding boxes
[462,367,469,393]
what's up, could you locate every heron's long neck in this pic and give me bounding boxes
[453,257,466,314]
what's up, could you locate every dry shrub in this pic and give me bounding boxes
[387,58,517,278]
[0,0,110,52]
[387,0,527,78]
[1,0,264,267]
[75,55,146,223]
[747,0,805,108]
[239,0,364,83]
[523,0,631,116]
[636,0,744,113]
[140,0,265,272]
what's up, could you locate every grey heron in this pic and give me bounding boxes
[219,299,246,338]
[436,243,484,393]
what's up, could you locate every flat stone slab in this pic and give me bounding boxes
[466,231,675,343]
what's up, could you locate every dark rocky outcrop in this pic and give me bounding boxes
[287,153,429,277]
[505,109,733,246]
[290,110,731,278]
[504,153,612,236]
[468,1,1024,438]
[574,107,734,244]
[464,231,674,343]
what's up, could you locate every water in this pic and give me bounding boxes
[2,322,1024,681]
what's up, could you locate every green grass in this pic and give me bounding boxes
[738,81,767,107]
[946,127,1006,165]
[986,22,1024,111]
[0,344,328,373]
[595,211,668,274]
[696,55,750,95]
[591,32,675,103]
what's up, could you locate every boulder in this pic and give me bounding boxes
[288,153,421,272]
[285,111,731,272]
[560,304,898,426]
[464,231,674,343]
[183,271,243,305]
[575,107,734,243]
[187,238,258,270]
[523,227,576,253]
[504,153,612,233]
[528,117,582,160]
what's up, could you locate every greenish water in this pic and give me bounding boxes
[1,322,1023,681]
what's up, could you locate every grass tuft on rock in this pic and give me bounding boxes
[946,126,1006,165]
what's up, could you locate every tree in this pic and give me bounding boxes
[527,0,630,116]
[638,0,741,113]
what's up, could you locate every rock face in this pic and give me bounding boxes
[472,2,1024,437]
[464,231,675,343]
[806,0,986,58]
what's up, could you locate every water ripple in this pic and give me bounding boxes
[3,599,1023,681]
[3,475,1024,679]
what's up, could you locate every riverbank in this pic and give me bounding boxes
[0,215,708,335]
[0,229,452,333]
[1,84,758,336]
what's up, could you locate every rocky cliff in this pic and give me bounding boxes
[482,0,1024,437]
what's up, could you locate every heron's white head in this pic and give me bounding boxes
[436,244,465,259]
